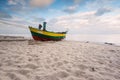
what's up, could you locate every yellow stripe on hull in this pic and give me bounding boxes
[29,27,66,37]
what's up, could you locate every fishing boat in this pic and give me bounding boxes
[29,22,67,41]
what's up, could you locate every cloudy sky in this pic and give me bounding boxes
[0,0,120,36]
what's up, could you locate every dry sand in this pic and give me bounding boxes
[0,36,120,80]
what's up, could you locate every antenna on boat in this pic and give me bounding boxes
[66,28,69,33]
[43,22,47,31]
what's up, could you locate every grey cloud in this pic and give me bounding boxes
[73,0,83,4]
[63,5,79,14]
[48,18,58,23]
[8,0,26,6]
[33,17,46,23]
[95,8,112,16]
[8,0,54,8]
[0,11,12,19]
[62,0,81,14]
[30,0,54,8]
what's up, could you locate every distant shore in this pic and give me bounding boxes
[0,35,120,80]
[0,35,30,41]
[0,35,119,46]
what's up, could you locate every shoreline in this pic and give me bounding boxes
[0,35,119,47]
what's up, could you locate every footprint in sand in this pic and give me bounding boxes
[75,64,88,70]
[35,71,70,80]
[88,77,95,80]
[53,71,69,78]
[44,75,59,80]
[35,76,43,80]
[113,74,120,79]
[65,68,72,73]
[72,70,91,79]
[17,69,30,77]
[67,76,86,80]
[46,58,52,64]
[73,70,85,77]
[103,67,115,73]
[109,50,116,53]
[24,63,39,69]
[51,62,63,68]
[36,75,59,80]
[0,51,6,54]
[0,63,2,67]
[99,72,114,77]
[53,58,59,62]
[63,60,69,64]
[55,62,63,67]
[67,77,75,80]
[6,72,21,80]
[44,64,50,69]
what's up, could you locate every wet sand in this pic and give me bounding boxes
[0,36,120,80]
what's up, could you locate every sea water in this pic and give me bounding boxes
[66,34,120,46]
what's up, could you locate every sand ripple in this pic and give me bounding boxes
[0,40,120,80]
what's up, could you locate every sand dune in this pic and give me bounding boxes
[0,37,120,80]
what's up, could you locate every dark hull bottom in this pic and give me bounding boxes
[32,36,63,41]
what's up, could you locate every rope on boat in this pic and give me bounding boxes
[0,20,28,29]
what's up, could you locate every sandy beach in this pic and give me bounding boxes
[0,36,120,80]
